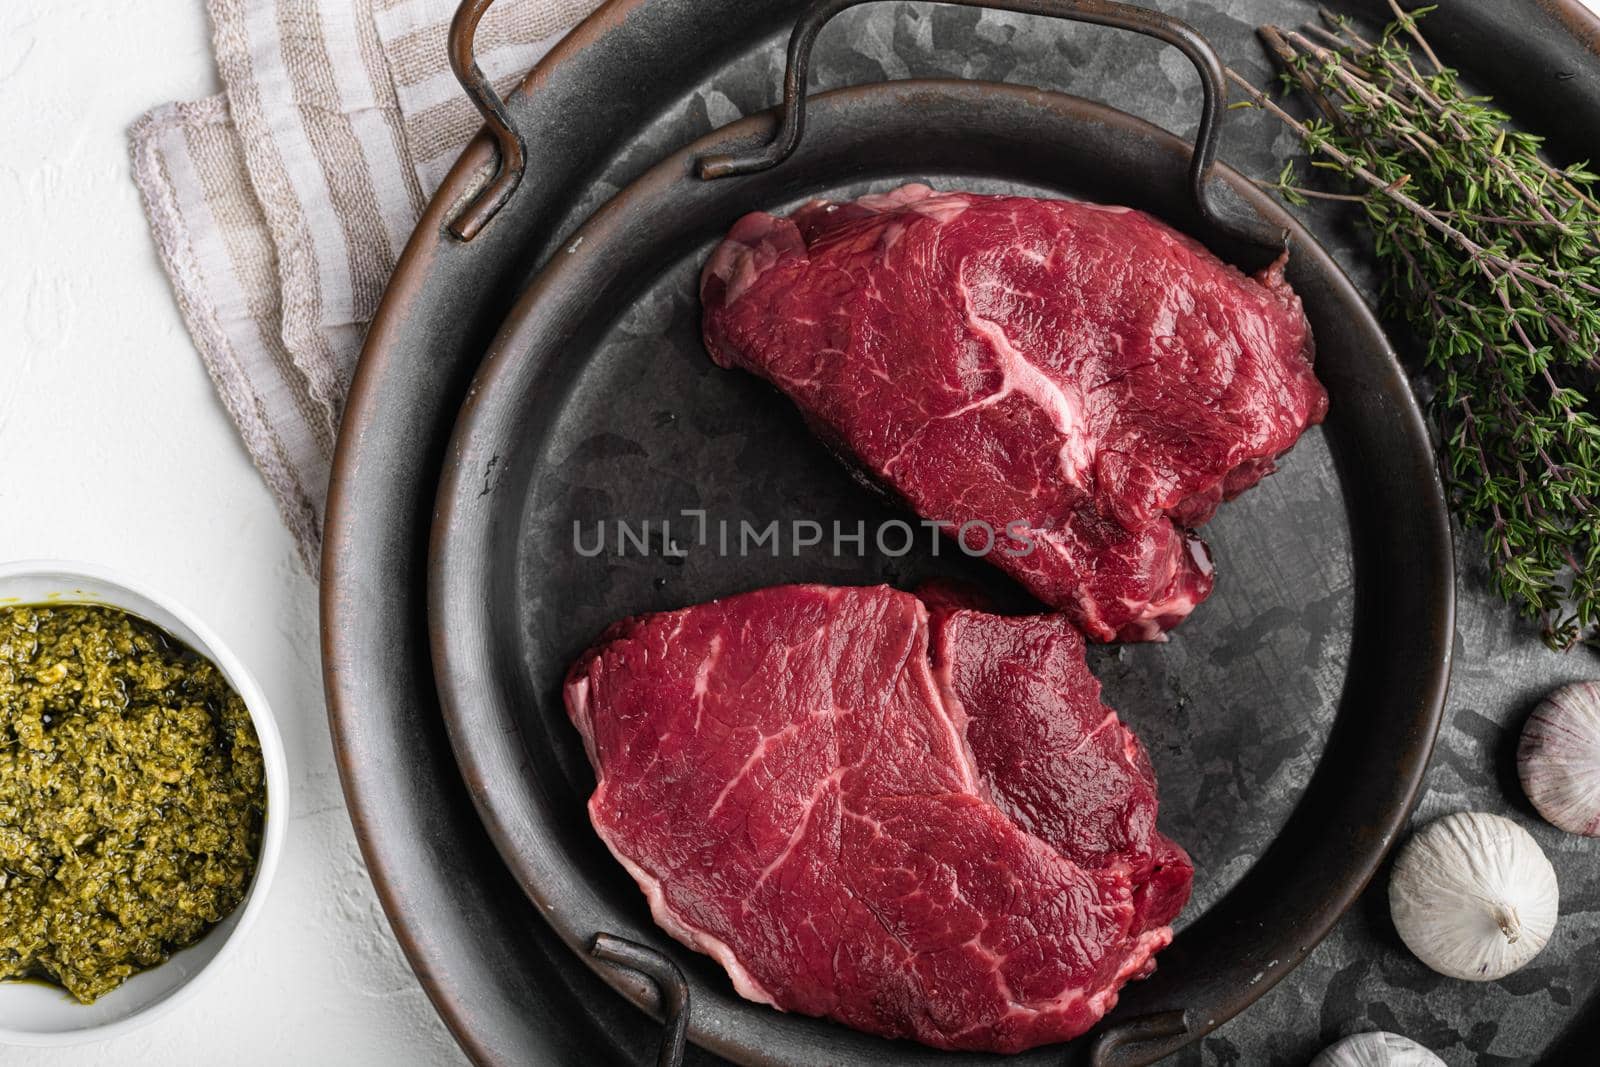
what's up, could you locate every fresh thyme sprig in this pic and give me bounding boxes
[1229,3,1600,651]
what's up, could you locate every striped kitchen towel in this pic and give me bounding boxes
[129,0,601,575]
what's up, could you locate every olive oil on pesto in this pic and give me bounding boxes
[0,603,265,1003]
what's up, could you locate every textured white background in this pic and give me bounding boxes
[0,3,463,1064]
[4,1,1600,1066]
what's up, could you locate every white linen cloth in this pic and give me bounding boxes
[130,0,601,573]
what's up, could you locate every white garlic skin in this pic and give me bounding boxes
[1310,1031,1445,1067]
[1389,811,1558,982]
[1518,680,1600,836]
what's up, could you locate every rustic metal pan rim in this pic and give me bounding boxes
[426,77,1453,1066]
[319,5,653,1061]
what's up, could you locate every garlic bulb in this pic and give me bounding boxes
[1518,680,1600,836]
[1389,812,1558,981]
[1310,1031,1445,1067]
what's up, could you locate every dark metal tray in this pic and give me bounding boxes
[322,1,1600,1063]
[427,14,1454,1061]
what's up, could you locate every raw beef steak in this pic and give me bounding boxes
[702,185,1327,640]
[922,586,1193,937]
[565,584,1191,1052]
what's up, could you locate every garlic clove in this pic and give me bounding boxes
[1518,680,1600,836]
[1310,1031,1446,1066]
[1389,812,1558,982]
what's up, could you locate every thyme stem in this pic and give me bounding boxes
[1237,8,1600,649]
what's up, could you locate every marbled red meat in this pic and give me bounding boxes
[564,584,1191,1053]
[923,588,1193,938]
[701,185,1327,640]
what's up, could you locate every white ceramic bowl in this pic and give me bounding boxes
[0,560,288,1046]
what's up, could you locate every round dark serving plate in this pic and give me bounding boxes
[427,57,1452,1062]
[322,1,1600,1064]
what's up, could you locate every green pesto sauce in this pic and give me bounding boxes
[0,604,265,1003]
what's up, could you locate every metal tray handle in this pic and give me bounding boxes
[447,0,529,240]
[698,0,1286,250]
[591,934,691,1067]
